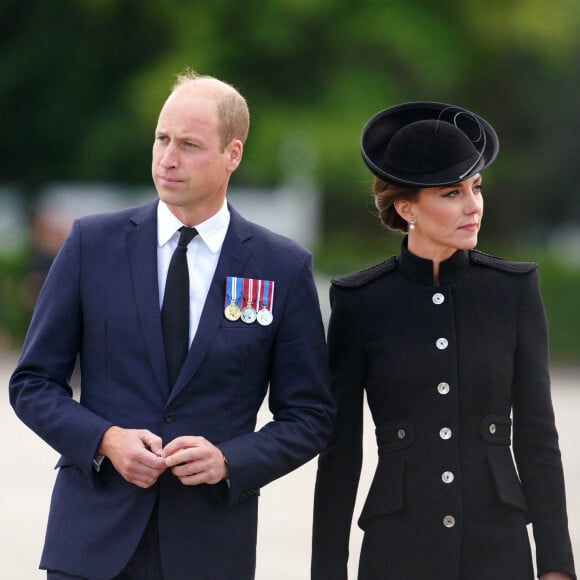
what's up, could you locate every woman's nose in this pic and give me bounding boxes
[465,192,482,214]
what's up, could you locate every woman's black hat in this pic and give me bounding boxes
[360,101,499,187]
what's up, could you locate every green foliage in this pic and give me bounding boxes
[540,263,580,363]
[0,253,32,348]
[0,0,172,191]
[464,0,580,63]
[1,0,580,237]
[313,232,400,278]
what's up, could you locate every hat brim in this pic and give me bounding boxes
[360,101,499,187]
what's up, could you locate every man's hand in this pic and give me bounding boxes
[163,436,229,486]
[97,426,167,488]
[540,574,573,580]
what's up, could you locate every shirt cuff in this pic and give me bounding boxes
[93,455,105,471]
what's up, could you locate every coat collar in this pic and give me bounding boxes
[398,236,470,286]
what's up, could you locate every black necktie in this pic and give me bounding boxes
[161,226,198,387]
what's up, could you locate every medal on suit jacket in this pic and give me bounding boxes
[241,277,258,324]
[224,276,242,321]
[256,279,274,326]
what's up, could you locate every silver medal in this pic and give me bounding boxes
[257,308,273,326]
[241,306,257,324]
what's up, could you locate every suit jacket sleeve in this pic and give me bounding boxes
[218,252,335,505]
[311,284,366,580]
[9,220,113,482]
[512,269,576,579]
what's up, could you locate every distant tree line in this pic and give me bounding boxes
[1,0,580,241]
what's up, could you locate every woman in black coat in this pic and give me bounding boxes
[311,102,575,580]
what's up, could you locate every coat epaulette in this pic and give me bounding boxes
[332,256,397,288]
[470,250,537,273]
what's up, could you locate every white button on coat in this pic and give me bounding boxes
[437,382,450,395]
[440,427,452,440]
[432,293,445,305]
[442,471,455,484]
[436,338,449,350]
[443,515,456,528]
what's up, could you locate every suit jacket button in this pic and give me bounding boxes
[164,412,175,423]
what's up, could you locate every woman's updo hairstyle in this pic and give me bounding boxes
[372,178,419,233]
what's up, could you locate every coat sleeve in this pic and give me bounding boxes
[218,252,335,505]
[311,284,366,580]
[9,220,113,482]
[512,269,576,579]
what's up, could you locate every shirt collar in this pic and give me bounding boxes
[157,200,230,253]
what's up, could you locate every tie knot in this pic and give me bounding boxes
[177,226,198,248]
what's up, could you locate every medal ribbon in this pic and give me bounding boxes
[259,279,274,312]
[243,278,258,308]
[225,276,241,308]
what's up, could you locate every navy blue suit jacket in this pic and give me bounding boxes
[10,201,334,580]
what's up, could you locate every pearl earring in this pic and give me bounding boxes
[409,220,416,231]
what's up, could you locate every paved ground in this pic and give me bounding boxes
[2,350,578,579]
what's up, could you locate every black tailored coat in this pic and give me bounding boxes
[312,240,575,580]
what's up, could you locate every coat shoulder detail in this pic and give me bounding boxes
[332,257,397,288]
[470,250,537,273]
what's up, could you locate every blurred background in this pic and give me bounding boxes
[1,2,579,578]
[1,0,579,355]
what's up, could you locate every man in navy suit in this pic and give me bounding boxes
[9,70,334,579]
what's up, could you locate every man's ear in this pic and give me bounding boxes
[226,140,243,172]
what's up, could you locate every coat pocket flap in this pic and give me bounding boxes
[358,453,406,529]
[486,447,530,521]
[375,420,415,453]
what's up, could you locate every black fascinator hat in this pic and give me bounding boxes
[360,102,499,187]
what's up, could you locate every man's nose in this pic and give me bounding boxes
[160,144,178,168]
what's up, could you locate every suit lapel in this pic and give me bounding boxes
[168,207,253,402]
[126,201,170,395]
